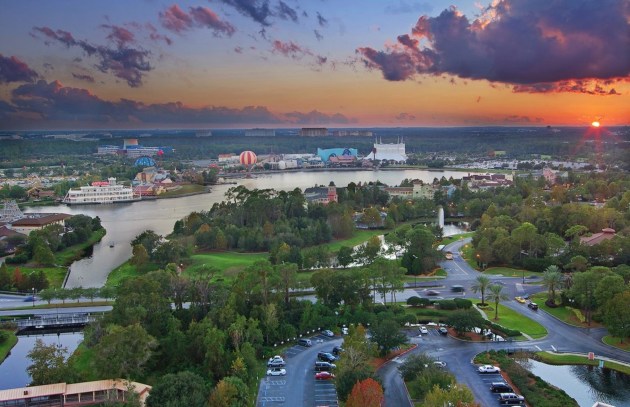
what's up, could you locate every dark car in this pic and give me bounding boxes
[314,361,336,372]
[317,352,337,363]
[438,327,448,335]
[490,382,513,393]
[498,393,525,405]
[426,290,440,296]
[527,302,539,310]
[332,346,344,356]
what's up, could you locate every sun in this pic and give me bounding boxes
[591,121,600,127]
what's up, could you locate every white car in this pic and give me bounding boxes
[419,326,429,334]
[322,329,334,337]
[478,365,501,374]
[433,361,447,368]
[267,355,286,367]
[266,367,287,376]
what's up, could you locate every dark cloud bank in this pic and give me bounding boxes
[358,0,630,94]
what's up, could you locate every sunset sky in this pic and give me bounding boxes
[1,0,628,129]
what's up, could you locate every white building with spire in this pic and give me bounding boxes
[364,137,408,162]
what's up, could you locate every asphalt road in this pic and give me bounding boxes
[377,238,630,407]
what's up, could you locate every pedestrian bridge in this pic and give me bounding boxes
[14,313,102,332]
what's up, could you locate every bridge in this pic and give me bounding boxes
[14,313,102,332]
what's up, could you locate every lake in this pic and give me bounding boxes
[25,168,478,287]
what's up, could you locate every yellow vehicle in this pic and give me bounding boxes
[515,296,526,303]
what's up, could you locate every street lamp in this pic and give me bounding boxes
[32,287,35,307]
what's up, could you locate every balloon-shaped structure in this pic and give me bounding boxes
[239,150,257,177]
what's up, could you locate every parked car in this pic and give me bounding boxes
[298,338,312,347]
[478,365,501,374]
[527,302,539,310]
[433,361,447,368]
[267,355,285,368]
[438,327,448,335]
[498,393,525,404]
[490,382,513,393]
[266,367,286,376]
[321,329,334,337]
[315,371,335,380]
[332,346,344,355]
[514,296,526,303]
[451,285,464,292]
[419,326,429,334]
[314,361,336,371]
[317,352,337,363]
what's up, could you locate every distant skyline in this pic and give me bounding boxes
[1,0,628,130]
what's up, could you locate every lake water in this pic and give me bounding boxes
[522,359,630,407]
[0,331,83,390]
[24,169,477,287]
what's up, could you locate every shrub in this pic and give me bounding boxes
[568,307,586,323]
[407,296,423,307]
[435,300,457,310]
[453,298,473,309]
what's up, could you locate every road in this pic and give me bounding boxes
[377,238,630,407]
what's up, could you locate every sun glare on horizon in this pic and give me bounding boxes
[591,121,601,127]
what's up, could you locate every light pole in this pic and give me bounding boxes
[32,287,35,307]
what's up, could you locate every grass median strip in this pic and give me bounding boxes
[535,351,630,375]
[478,302,547,339]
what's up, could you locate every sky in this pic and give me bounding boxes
[0,0,628,130]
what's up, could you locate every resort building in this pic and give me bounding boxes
[0,380,151,406]
[580,228,616,246]
[7,213,72,235]
[364,138,407,162]
[304,182,338,205]
[316,148,358,162]
[300,128,328,137]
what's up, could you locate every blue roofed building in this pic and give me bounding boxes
[316,147,358,162]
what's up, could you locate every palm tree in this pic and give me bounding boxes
[471,275,491,306]
[487,284,509,320]
[542,265,563,304]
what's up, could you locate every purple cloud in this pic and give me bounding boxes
[102,24,135,47]
[218,0,272,26]
[316,12,328,27]
[0,54,39,83]
[160,5,235,36]
[272,40,311,59]
[3,80,355,128]
[72,72,95,83]
[32,26,151,87]
[276,1,298,22]
[396,112,416,121]
[358,0,630,93]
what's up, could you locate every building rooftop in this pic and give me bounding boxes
[580,228,616,246]
[10,213,71,227]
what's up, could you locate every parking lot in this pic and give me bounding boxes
[256,331,341,407]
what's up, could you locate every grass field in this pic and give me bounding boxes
[0,330,18,363]
[439,232,474,246]
[478,302,548,339]
[602,336,630,351]
[530,293,602,328]
[158,184,207,197]
[481,266,539,279]
[186,252,269,279]
[535,351,630,375]
[322,230,386,253]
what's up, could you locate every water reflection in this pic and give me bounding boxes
[0,331,83,390]
[522,359,630,406]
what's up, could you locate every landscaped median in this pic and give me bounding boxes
[0,329,18,363]
[476,302,548,340]
[534,351,630,375]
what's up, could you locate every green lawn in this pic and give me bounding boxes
[69,343,99,382]
[0,330,18,363]
[602,336,630,351]
[322,230,385,252]
[158,184,207,197]
[186,252,269,279]
[481,266,539,279]
[535,351,630,375]
[478,302,547,339]
[530,293,598,328]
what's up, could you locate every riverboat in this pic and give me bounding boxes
[63,178,140,205]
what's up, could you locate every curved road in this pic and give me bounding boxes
[378,238,630,407]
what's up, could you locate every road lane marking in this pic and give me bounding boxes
[551,345,557,352]
[535,346,542,351]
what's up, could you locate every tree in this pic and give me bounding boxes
[447,309,486,336]
[487,284,509,320]
[542,265,563,304]
[370,318,408,356]
[361,207,383,228]
[570,270,605,325]
[146,371,208,407]
[130,244,149,268]
[603,291,630,343]
[337,246,354,268]
[346,378,384,407]
[398,353,433,381]
[33,242,55,266]
[131,230,161,258]
[27,339,72,385]
[93,323,157,379]
[471,275,491,306]
[208,376,249,407]
[566,255,588,273]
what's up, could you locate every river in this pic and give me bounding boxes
[0,331,83,390]
[24,169,477,288]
